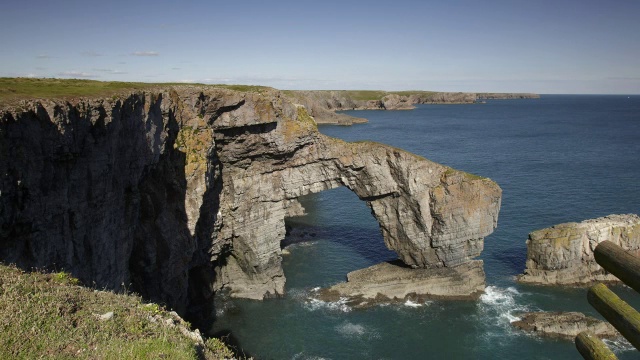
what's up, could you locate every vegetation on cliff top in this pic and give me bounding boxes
[0,263,234,359]
[0,77,272,105]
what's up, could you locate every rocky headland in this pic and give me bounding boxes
[512,311,619,340]
[517,214,640,286]
[0,84,501,319]
[285,90,539,125]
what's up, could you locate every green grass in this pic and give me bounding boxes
[0,263,235,359]
[0,77,274,105]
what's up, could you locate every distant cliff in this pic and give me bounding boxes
[285,90,539,124]
[518,214,640,285]
[0,84,501,314]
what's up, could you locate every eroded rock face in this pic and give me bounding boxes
[211,110,501,298]
[0,86,502,306]
[512,312,619,340]
[518,214,640,285]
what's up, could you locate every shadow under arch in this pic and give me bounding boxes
[282,187,398,289]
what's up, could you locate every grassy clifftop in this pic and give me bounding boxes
[0,78,272,105]
[0,263,235,359]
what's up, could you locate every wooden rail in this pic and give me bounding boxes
[587,283,640,349]
[575,331,617,360]
[576,240,640,359]
[594,240,640,294]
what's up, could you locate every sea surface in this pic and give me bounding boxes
[210,95,640,359]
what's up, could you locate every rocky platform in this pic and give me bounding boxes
[518,214,640,286]
[512,311,619,340]
[318,260,485,303]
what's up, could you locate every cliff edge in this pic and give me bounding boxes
[1,85,501,310]
[285,90,539,124]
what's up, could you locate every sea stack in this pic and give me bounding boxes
[518,214,640,286]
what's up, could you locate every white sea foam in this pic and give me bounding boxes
[604,337,635,353]
[291,353,330,360]
[404,300,422,308]
[477,285,531,344]
[304,297,351,313]
[480,286,519,307]
[335,322,366,337]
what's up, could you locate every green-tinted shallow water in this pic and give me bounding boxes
[210,95,640,359]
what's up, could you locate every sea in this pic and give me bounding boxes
[209,95,640,359]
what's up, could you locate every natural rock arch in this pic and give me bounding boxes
[209,98,502,299]
[0,87,501,309]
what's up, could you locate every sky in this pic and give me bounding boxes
[1,0,639,94]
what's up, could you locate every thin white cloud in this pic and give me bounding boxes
[131,51,159,57]
[58,71,97,78]
[92,68,128,75]
[81,51,102,57]
[36,54,52,59]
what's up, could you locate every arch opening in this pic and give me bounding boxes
[282,187,398,290]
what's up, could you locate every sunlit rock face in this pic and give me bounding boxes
[518,214,640,286]
[0,86,501,305]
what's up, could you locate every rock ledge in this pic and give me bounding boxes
[512,311,619,340]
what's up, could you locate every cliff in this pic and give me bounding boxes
[285,90,539,124]
[0,85,501,312]
[517,214,640,285]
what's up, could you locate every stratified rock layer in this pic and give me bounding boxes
[512,312,619,340]
[0,86,502,307]
[319,260,485,302]
[518,214,640,285]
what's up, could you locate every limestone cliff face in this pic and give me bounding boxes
[286,91,539,124]
[518,214,640,285]
[0,86,501,307]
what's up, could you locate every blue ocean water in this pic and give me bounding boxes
[210,95,640,359]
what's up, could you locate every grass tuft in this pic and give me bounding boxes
[0,263,235,359]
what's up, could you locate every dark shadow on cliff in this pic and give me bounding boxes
[0,94,223,330]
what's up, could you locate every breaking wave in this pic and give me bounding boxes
[304,297,351,313]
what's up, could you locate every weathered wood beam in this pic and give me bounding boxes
[575,331,618,360]
[594,240,640,294]
[587,283,640,350]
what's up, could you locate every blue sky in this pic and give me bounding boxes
[1,0,639,93]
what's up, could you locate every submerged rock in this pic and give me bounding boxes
[517,214,640,286]
[512,311,619,340]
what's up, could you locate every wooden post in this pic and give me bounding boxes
[587,283,640,350]
[575,331,618,360]
[594,240,640,294]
